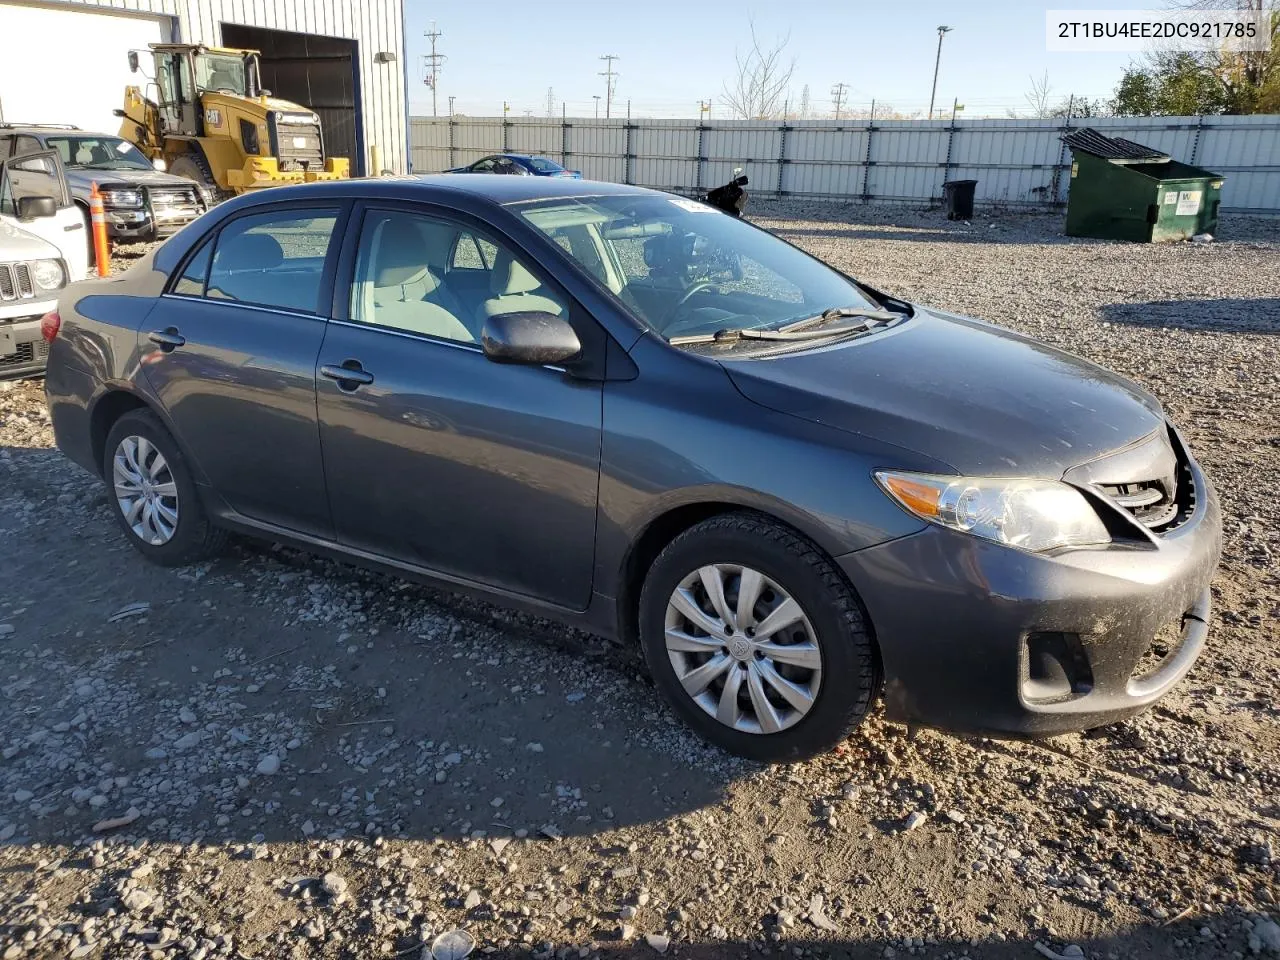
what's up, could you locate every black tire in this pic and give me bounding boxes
[639,512,879,763]
[168,153,226,205]
[103,410,227,567]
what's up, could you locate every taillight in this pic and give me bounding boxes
[40,310,61,343]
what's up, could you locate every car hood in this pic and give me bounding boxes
[64,167,201,195]
[721,307,1165,478]
[0,219,60,261]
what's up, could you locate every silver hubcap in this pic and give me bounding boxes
[664,564,822,735]
[113,435,179,546]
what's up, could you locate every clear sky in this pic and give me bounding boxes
[403,0,1147,119]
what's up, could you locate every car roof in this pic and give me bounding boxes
[220,174,662,209]
[0,127,117,138]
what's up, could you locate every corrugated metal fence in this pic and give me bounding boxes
[408,114,1280,214]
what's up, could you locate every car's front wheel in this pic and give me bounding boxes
[103,410,226,566]
[639,513,879,763]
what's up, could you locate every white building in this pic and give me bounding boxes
[0,0,407,175]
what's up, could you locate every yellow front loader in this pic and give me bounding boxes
[117,44,350,199]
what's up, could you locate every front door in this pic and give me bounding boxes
[140,204,346,538]
[0,150,89,281]
[315,205,603,610]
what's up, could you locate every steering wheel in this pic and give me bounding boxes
[660,281,719,330]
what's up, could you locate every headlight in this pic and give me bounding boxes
[31,259,66,291]
[875,471,1111,553]
[100,189,143,207]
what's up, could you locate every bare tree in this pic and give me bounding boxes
[720,20,797,119]
[1024,71,1054,118]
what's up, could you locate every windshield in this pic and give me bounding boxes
[195,53,247,95]
[516,194,879,342]
[527,157,564,173]
[45,136,152,171]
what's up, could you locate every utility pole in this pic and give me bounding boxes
[830,82,848,120]
[929,25,953,121]
[698,98,712,120]
[598,54,619,119]
[593,95,601,119]
[423,21,446,118]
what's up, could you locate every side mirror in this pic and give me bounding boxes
[128,51,140,73]
[16,196,57,220]
[481,312,581,366]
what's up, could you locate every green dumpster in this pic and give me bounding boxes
[1061,128,1225,243]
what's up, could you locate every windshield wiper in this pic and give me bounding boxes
[776,305,903,333]
[668,320,884,346]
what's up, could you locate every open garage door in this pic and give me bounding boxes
[0,3,171,133]
[220,24,362,177]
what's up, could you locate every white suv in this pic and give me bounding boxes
[1,149,86,377]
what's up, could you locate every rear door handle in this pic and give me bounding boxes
[320,362,375,390]
[148,327,186,350]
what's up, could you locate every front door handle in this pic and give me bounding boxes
[148,327,186,350]
[320,361,375,390]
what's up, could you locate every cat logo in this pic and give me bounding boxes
[204,107,222,127]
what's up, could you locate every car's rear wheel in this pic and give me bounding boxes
[639,512,879,763]
[103,410,226,566]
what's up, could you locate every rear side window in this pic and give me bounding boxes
[172,237,214,295]
[200,209,338,313]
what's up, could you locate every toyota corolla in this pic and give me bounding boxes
[43,177,1221,762]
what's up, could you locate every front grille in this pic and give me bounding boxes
[146,185,202,222]
[1099,479,1179,529]
[271,120,325,171]
[0,263,36,301]
[0,340,48,368]
[1094,439,1196,536]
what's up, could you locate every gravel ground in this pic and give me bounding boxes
[1,210,1278,960]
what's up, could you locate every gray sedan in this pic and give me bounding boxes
[42,176,1221,762]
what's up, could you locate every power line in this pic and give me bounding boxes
[423,21,446,118]
[599,54,620,119]
[830,82,848,120]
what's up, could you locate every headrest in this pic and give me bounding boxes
[219,232,283,272]
[490,248,541,296]
[372,218,436,289]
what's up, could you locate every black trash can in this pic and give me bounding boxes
[942,179,978,220]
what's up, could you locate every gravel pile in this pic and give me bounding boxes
[1,207,1277,960]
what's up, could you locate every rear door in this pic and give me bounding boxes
[0,149,89,281]
[139,203,347,538]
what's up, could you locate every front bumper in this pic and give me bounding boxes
[224,156,351,191]
[0,314,51,378]
[105,209,198,242]
[838,455,1222,737]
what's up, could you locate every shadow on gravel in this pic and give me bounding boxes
[1099,298,1280,335]
[0,454,750,849]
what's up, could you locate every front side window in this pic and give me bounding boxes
[0,153,68,215]
[46,136,152,172]
[204,209,338,313]
[351,210,565,345]
[517,194,877,343]
[195,54,247,96]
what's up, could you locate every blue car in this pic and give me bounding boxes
[445,154,582,178]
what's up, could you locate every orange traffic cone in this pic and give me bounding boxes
[89,182,110,278]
